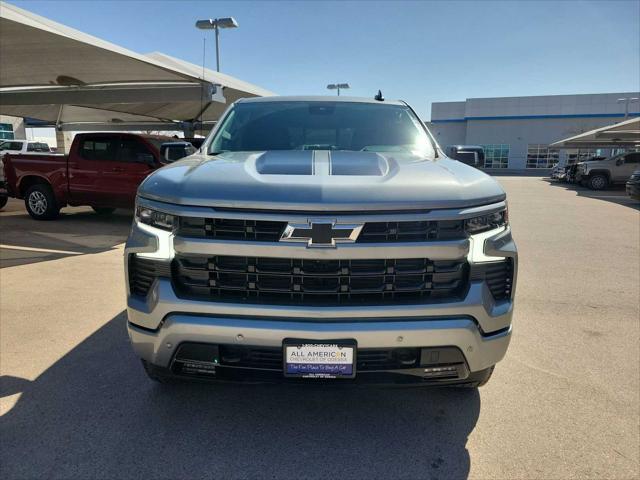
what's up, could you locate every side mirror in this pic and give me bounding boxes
[616,159,623,166]
[452,152,478,166]
[137,152,156,166]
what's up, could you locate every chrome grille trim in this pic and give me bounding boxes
[172,237,470,260]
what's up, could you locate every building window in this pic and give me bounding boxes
[481,144,509,168]
[0,123,14,140]
[527,144,560,169]
[566,149,597,165]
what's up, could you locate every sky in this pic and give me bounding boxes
[9,0,640,119]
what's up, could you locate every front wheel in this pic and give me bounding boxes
[25,184,59,220]
[588,174,608,190]
[92,207,116,215]
[0,195,7,210]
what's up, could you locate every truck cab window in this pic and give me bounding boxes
[0,141,23,151]
[79,138,118,161]
[624,153,640,164]
[118,138,155,163]
[27,142,50,152]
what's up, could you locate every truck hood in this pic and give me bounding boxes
[139,150,506,211]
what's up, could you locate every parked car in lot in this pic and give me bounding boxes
[626,170,640,200]
[125,96,517,388]
[560,157,606,184]
[2,132,178,219]
[445,145,485,168]
[550,164,567,181]
[0,139,52,157]
[576,152,640,190]
[1,141,57,209]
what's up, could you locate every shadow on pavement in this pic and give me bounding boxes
[0,203,132,268]
[1,311,481,479]
[544,178,639,209]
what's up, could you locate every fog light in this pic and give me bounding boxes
[423,365,458,378]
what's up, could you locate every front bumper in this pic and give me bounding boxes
[129,314,511,379]
[125,201,517,381]
[627,182,640,199]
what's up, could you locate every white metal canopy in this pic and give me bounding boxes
[550,117,640,148]
[145,52,274,121]
[0,1,273,128]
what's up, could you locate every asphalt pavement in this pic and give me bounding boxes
[0,177,638,479]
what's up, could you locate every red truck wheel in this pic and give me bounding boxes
[25,184,60,220]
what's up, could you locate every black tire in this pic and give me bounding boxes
[588,174,609,190]
[92,207,116,215]
[24,184,59,220]
[0,195,7,210]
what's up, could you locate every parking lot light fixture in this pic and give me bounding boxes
[195,17,239,72]
[327,83,350,96]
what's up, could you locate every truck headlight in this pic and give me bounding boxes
[135,205,176,231]
[465,208,508,234]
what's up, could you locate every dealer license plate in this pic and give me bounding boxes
[283,340,356,379]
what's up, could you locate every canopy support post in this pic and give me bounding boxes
[54,105,70,153]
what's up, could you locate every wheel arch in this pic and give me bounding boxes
[587,169,611,180]
[18,175,51,198]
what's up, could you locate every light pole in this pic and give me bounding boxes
[195,17,239,72]
[617,97,639,119]
[327,83,350,96]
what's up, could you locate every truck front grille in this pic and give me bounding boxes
[177,217,466,242]
[179,217,286,242]
[357,220,464,242]
[172,255,469,305]
[216,346,421,371]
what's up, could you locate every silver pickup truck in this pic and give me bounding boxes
[125,96,517,387]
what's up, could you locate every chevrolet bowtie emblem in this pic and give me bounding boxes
[280,220,363,247]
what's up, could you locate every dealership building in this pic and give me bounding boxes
[429,92,640,170]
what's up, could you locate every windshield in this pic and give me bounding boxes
[208,101,435,158]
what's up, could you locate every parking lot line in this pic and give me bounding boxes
[0,244,84,256]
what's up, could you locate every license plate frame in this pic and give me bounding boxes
[283,339,357,379]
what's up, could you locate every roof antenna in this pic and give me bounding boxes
[374,90,384,101]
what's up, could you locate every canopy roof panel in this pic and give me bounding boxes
[0,1,273,127]
[550,117,640,148]
[146,52,274,99]
[145,52,274,121]
[0,2,193,87]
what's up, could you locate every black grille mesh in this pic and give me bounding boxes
[177,217,466,243]
[358,220,464,242]
[179,217,285,242]
[172,255,468,305]
[216,345,421,371]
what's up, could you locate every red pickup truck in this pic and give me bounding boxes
[1,132,194,220]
